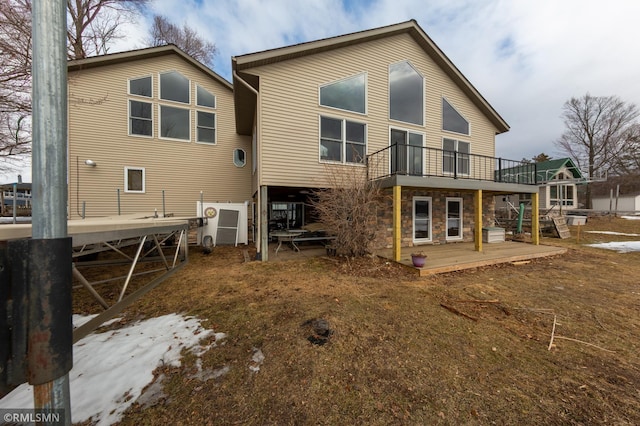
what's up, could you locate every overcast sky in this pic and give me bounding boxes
[4,0,639,182]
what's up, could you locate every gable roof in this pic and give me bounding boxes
[495,157,584,184]
[232,20,509,136]
[67,45,232,91]
[534,158,584,181]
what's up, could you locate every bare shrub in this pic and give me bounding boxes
[310,166,384,257]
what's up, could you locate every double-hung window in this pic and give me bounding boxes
[196,85,216,144]
[442,138,470,176]
[320,116,366,164]
[128,76,152,137]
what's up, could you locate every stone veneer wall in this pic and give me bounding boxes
[373,188,496,249]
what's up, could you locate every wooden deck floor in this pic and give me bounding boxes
[269,240,567,276]
[375,241,567,276]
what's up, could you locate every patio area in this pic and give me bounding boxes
[375,241,567,276]
[269,239,567,276]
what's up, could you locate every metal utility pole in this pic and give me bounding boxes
[31,1,73,425]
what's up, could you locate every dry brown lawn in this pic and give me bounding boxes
[74,216,640,425]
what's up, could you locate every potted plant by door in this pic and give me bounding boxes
[411,251,427,268]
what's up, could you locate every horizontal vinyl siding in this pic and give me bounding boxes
[68,55,252,219]
[248,33,500,188]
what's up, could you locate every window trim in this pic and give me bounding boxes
[388,60,425,126]
[196,84,216,108]
[445,197,463,241]
[128,75,153,98]
[233,148,247,167]
[195,110,216,144]
[318,72,367,115]
[549,183,575,206]
[124,166,145,193]
[413,196,432,243]
[442,138,470,176]
[159,104,191,142]
[159,70,191,104]
[128,99,153,138]
[319,115,367,165]
[442,97,470,136]
[389,126,425,176]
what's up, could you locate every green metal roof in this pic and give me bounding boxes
[534,158,583,181]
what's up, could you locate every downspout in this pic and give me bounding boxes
[233,70,264,258]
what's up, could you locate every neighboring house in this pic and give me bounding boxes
[68,20,540,261]
[591,174,640,212]
[0,181,32,215]
[496,158,584,213]
[67,45,253,220]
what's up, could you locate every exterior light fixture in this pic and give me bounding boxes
[84,159,97,167]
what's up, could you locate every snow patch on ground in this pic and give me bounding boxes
[586,241,640,253]
[0,313,222,426]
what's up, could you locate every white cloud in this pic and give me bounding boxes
[9,0,640,183]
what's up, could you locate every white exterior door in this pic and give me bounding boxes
[446,197,463,241]
[413,196,432,243]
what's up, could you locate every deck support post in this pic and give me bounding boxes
[259,185,268,261]
[531,192,540,245]
[393,185,401,262]
[474,189,483,252]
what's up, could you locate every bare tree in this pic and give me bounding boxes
[67,0,149,59]
[0,0,148,176]
[611,123,640,175]
[309,166,383,257]
[555,93,640,208]
[148,15,216,68]
[0,0,32,175]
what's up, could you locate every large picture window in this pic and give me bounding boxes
[442,98,469,135]
[319,73,366,114]
[160,71,190,103]
[124,167,145,193]
[320,116,366,164]
[389,61,424,125]
[160,105,190,141]
[443,138,470,176]
[129,100,152,137]
[550,183,575,206]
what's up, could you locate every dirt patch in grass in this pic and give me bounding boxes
[73,216,640,425]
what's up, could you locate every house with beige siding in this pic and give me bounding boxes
[232,20,539,261]
[67,45,253,220]
[67,20,540,261]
